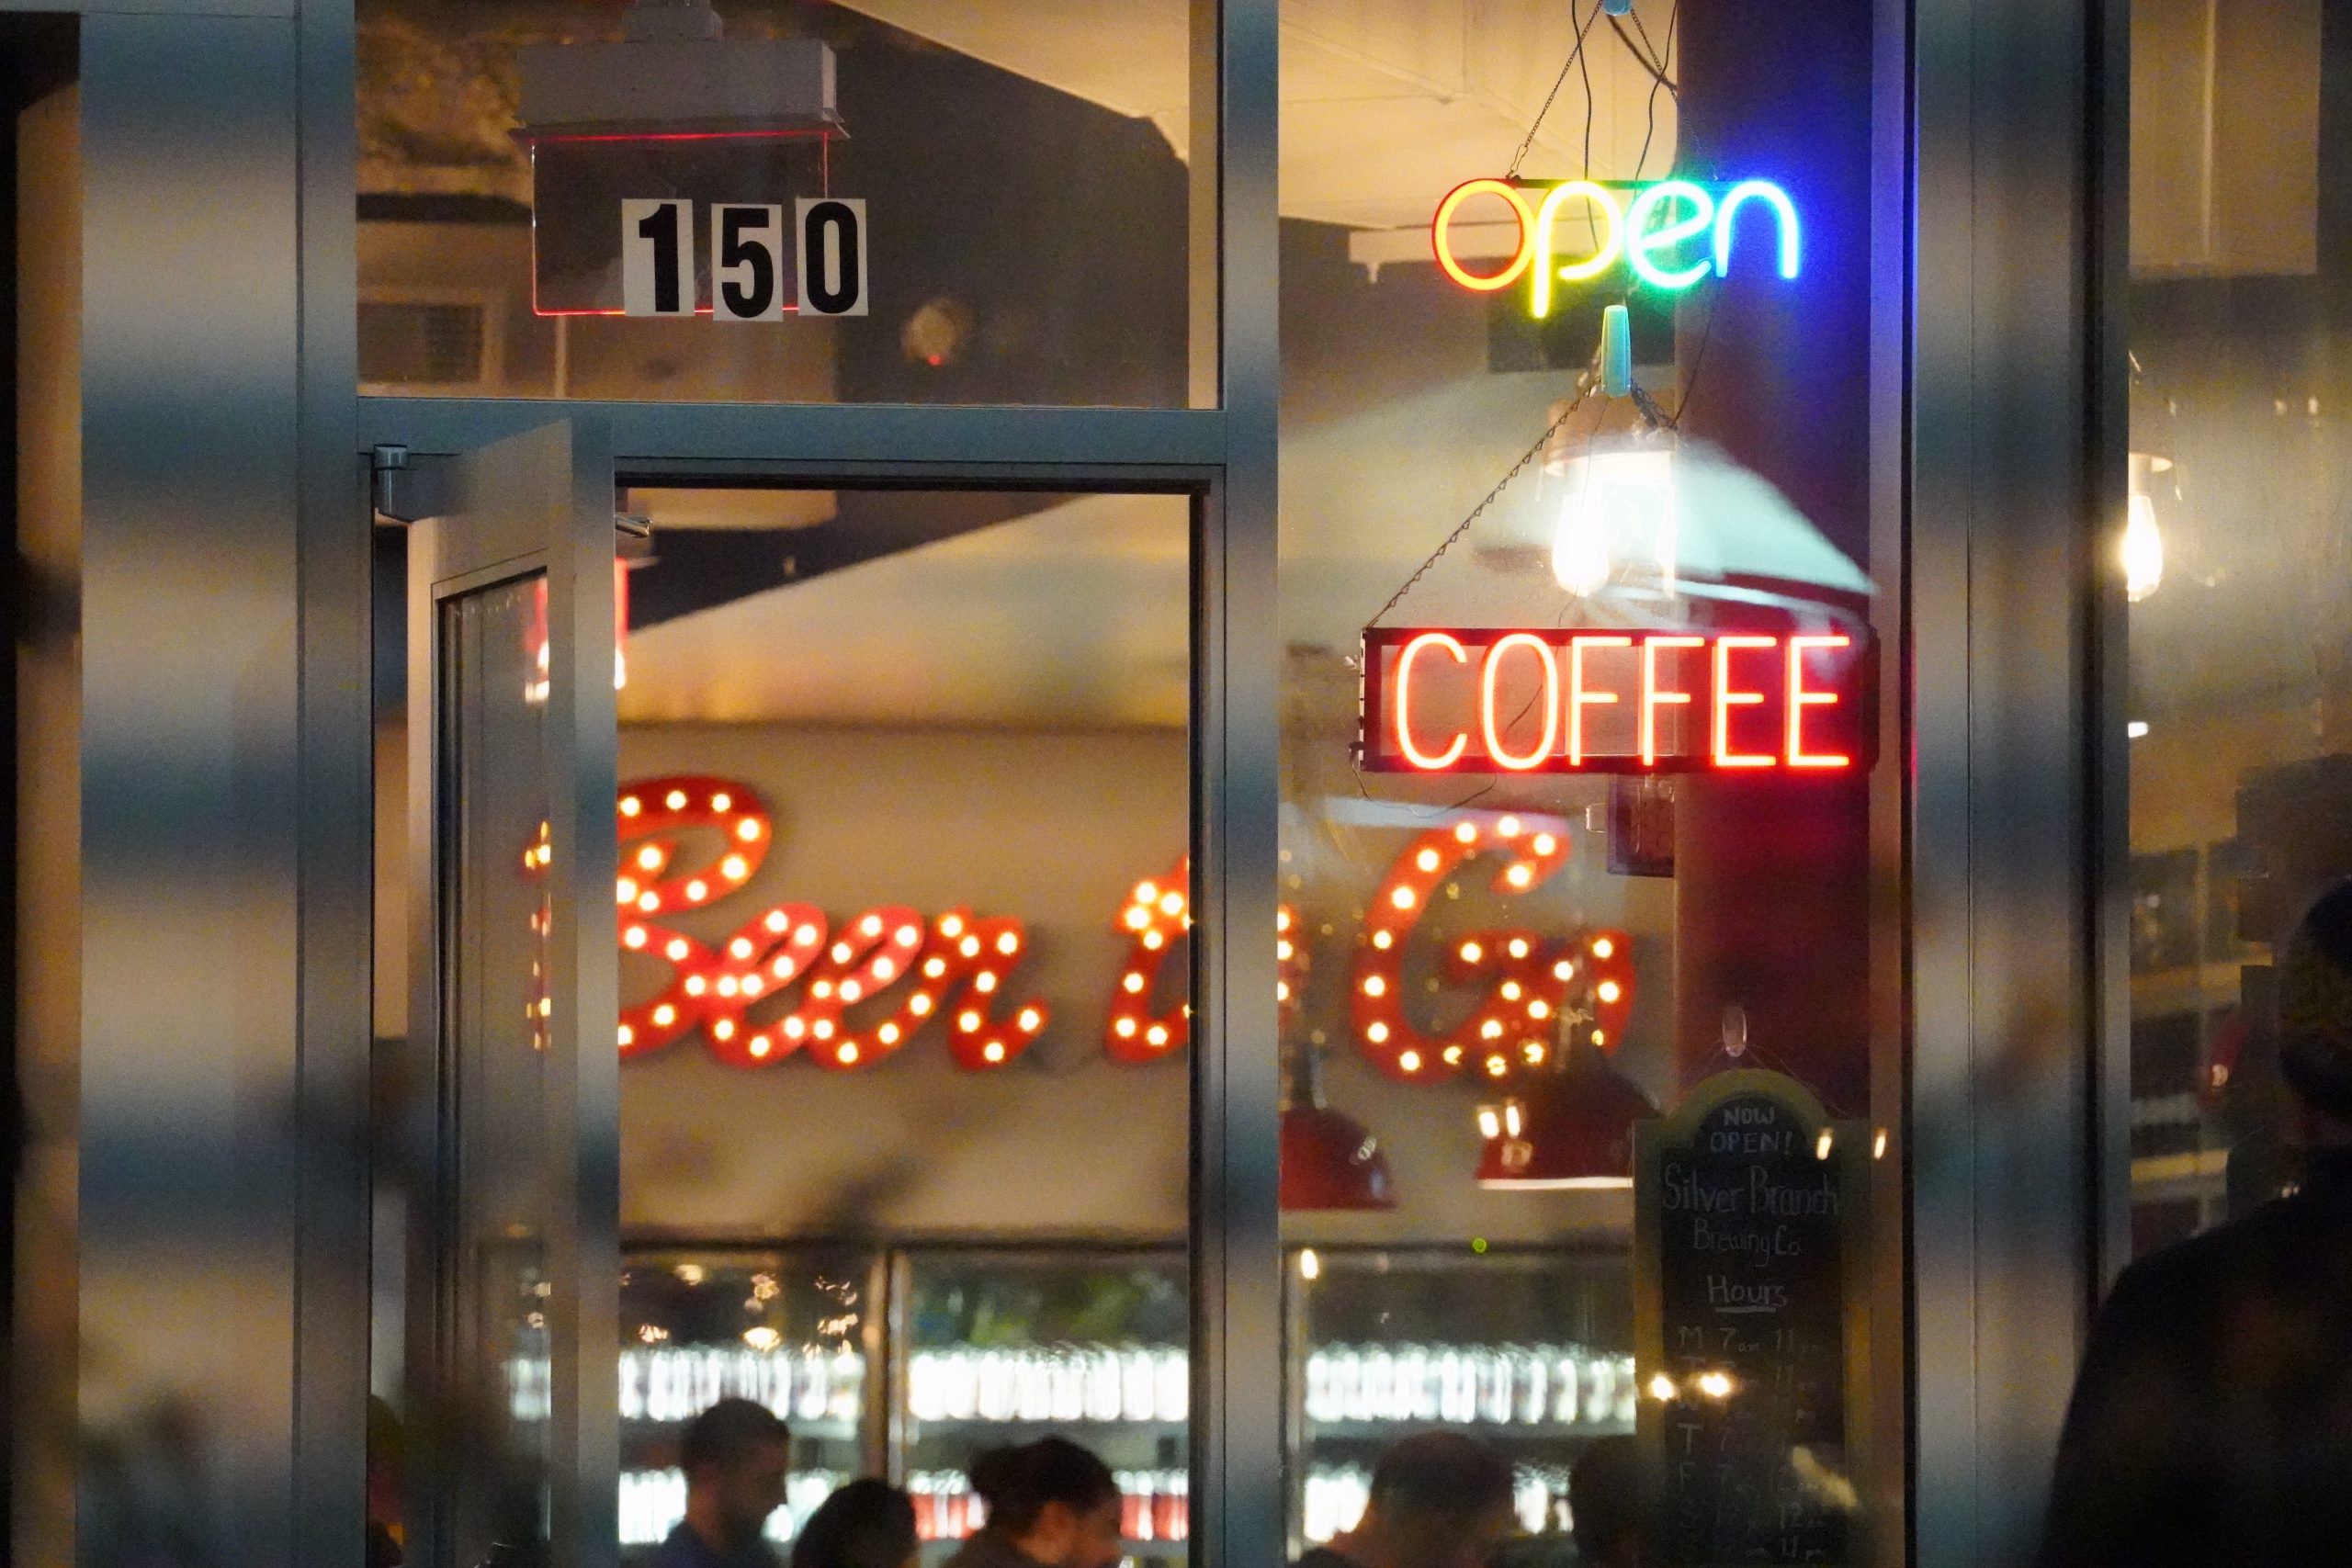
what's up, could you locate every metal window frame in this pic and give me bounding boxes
[1906,4,2118,1568]
[23,0,2128,1562]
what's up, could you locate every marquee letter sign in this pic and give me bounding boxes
[1432,177,1801,315]
[589,775,1645,1077]
[1350,815,1634,1082]
[612,776,1048,1071]
[1360,627,1876,775]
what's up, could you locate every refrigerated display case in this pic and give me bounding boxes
[616,1247,882,1561]
[613,1240,1615,1565]
[1287,1246,1634,1559]
[897,1249,1191,1567]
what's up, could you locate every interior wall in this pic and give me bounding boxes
[616,721,1659,1248]
[618,721,1194,1239]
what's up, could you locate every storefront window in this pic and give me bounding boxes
[605,486,1194,1561]
[2119,0,2350,1252]
[1276,1,1900,1561]
[618,1248,877,1551]
[357,1,1205,406]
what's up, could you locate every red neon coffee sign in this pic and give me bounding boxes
[1361,626,1876,775]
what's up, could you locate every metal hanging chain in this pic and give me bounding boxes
[1630,380,1672,429]
[1367,379,1595,628]
[1608,14,1678,95]
[1507,0,1605,181]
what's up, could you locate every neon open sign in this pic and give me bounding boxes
[1431,178,1802,314]
[1360,626,1875,775]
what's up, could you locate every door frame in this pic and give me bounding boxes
[361,416,1279,1565]
[329,0,1282,1554]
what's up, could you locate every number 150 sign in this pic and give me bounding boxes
[621,197,869,320]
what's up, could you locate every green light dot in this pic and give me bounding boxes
[1471,1237,1489,1255]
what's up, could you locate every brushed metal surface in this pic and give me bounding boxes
[1910,2,2102,1565]
[294,0,369,1562]
[405,419,617,1568]
[359,398,1229,472]
[1194,3,1283,1567]
[75,17,302,1568]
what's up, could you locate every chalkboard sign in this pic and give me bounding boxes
[1634,1070,1870,1566]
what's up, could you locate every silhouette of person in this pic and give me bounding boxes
[1570,1435,1643,1568]
[944,1437,1124,1568]
[1292,1430,1518,1568]
[653,1398,793,1568]
[790,1478,918,1568]
[2041,878,2352,1567]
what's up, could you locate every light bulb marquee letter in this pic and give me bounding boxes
[1349,815,1634,1083]
[608,775,1048,1072]
[1361,627,1875,775]
[1431,176,1803,316]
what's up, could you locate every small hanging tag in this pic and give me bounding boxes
[1600,301,1634,399]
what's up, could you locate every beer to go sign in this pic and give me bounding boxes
[1359,626,1876,776]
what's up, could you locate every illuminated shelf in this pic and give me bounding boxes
[623,1415,859,1440]
[904,1415,1184,1429]
[1301,1418,1631,1440]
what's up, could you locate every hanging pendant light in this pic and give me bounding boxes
[2123,451,2170,604]
[1475,1006,1656,1190]
[1544,428,1679,600]
[1281,1031,1397,1212]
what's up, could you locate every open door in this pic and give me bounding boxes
[404,419,619,1568]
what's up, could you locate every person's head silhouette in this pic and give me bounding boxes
[1323,1431,1518,1568]
[2279,879,2352,1146]
[789,1479,917,1568]
[1570,1435,1644,1568]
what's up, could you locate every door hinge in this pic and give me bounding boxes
[370,445,456,523]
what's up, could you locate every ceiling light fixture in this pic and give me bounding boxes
[1282,1033,1397,1212]
[1476,1010,1656,1190]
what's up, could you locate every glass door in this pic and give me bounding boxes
[403,419,622,1568]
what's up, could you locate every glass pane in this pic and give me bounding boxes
[2118,0,2346,1250]
[616,1248,879,1560]
[441,574,557,1562]
[1293,1250,1632,1542]
[357,2,1204,406]
[1278,2,1900,1563]
[901,1252,1190,1558]
[610,488,1193,1564]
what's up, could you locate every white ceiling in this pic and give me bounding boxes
[620,491,1194,728]
[831,0,1679,230]
[619,1,1699,732]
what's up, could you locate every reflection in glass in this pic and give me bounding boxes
[440,576,556,1562]
[611,489,1194,1564]
[1276,0,1896,1558]
[357,1,1195,405]
[616,1251,873,1557]
[2120,0,2352,1245]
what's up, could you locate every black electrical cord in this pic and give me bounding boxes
[1632,0,1679,179]
[1506,0,1605,180]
